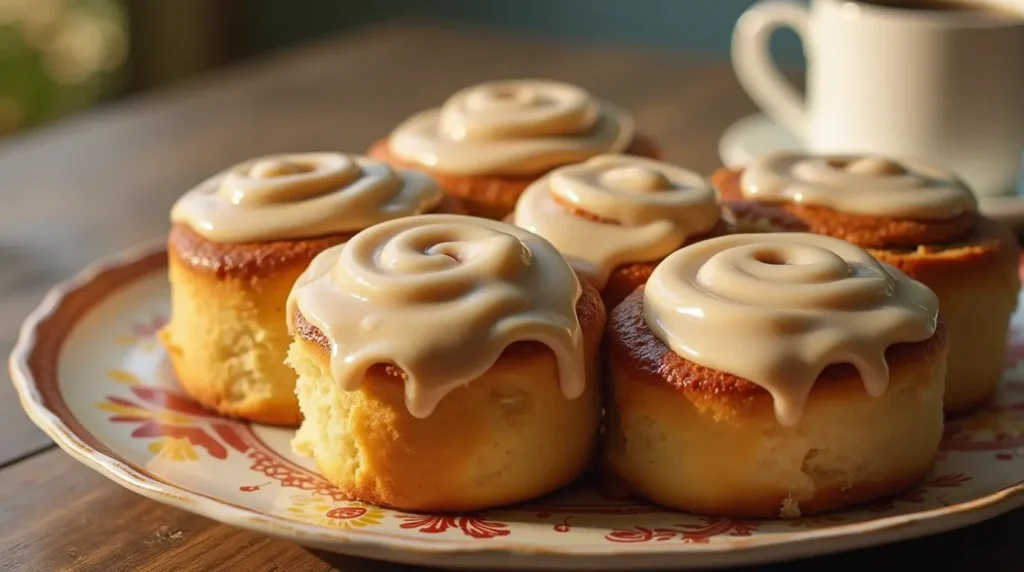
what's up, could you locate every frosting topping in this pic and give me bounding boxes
[644,233,939,426]
[171,153,443,243]
[387,80,635,176]
[514,154,721,288]
[288,214,587,418]
[740,152,977,219]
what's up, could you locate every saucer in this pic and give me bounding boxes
[719,114,1024,229]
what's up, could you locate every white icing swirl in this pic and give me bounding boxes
[288,214,587,418]
[171,153,443,242]
[644,233,939,426]
[387,80,635,176]
[514,154,721,288]
[740,152,977,219]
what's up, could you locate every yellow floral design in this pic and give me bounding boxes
[113,315,166,352]
[286,494,386,529]
[114,334,138,346]
[114,334,159,352]
[107,369,141,385]
[148,437,199,461]
[94,400,192,425]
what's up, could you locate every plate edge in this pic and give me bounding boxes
[6,238,1024,570]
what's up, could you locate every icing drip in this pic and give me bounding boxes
[514,154,721,288]
[643,232,939,426]
[288,214,587,418]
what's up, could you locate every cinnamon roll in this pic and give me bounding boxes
[603,233,947,518]
[512,154,730,310]
[714,153,1019,412]
[369,79,660,220]
[159,153,454,425]
[286,214,604,511]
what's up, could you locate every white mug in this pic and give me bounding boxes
[732,0,1024,197]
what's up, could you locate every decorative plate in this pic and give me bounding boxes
[10,241,1024,570]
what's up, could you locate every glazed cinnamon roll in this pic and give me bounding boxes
[159,153,455,425]
[512,154,730,310]
[286,214,604,511]
[603,233,947,518]
[369,79,660,220]
[714,153,1019,412]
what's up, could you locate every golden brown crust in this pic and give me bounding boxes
[606,287,947,415]
[167,195,463,279]
[869,216,1021,284]
[168,223,350,279]
[599,218,731,311]
[293,276,605,382]
[711,167,977,248]
[871,217,1020,412]
[503,205,730,312]
[711,166,1019,413]
[368,135,661,220]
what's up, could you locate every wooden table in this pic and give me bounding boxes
[0,22,1019,571]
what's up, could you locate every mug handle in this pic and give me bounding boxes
[732,0,810,141]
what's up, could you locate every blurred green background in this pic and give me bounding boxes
[0,0,802,138]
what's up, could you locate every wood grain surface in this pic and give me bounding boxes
[0,21,1019,571]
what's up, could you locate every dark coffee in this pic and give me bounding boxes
[857,0,1024,17]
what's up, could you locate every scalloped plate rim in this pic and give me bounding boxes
[8,238,1024,570]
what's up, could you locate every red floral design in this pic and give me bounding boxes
[398,515,511,539]
[867,473,972,513]
[99,384,249,460]
[326,506,368,519]
[553,516,573,533]
[942,409,1024,454]
[239,482,271,492]
[606,518,760,544]
[995,448,1024,461]
[246,450,346,500]
[524,501,663,533]
[114,314,168,349]
[130,315,167,338]
[940,380,1024,459]
[104,382,215,419]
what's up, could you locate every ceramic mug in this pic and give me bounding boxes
[732,0,1024,197]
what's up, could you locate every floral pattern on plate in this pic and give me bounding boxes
[10,243,1024,569]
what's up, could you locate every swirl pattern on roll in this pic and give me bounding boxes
[740,152,977,219]
[514,154,721,288]
[644,233,939,426]
[171,153,443,243]
[287,214,587,418]
[387,80,635,176]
